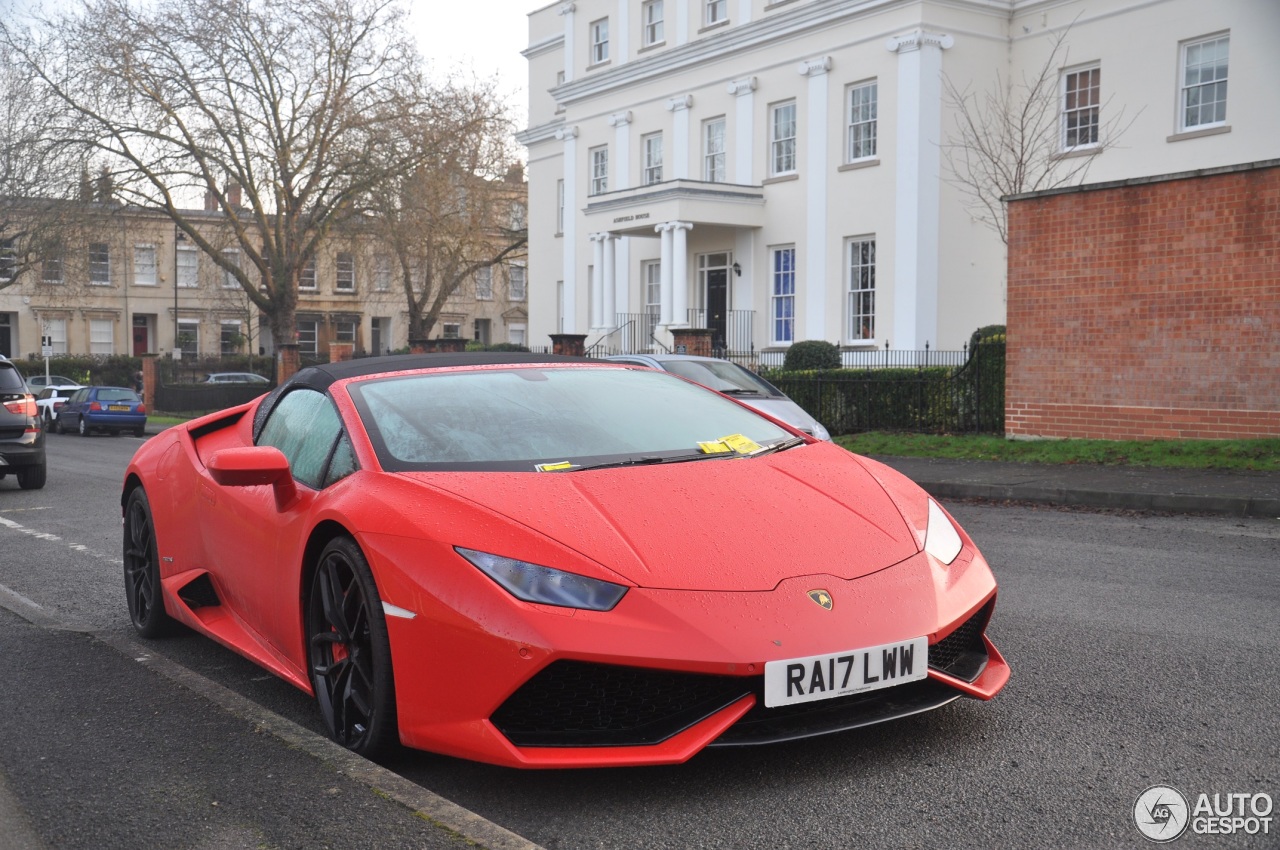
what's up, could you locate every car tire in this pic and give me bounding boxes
[43,412,53,432]
[123,488,177,639]
[134,427,146,438]
[307,537,398,758]
[78,416,92,437]
[55,414,65,435]
[17,463,46,490]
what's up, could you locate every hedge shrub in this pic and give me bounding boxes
[782,340,841,371]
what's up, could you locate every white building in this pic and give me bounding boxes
[518,0,1278,356]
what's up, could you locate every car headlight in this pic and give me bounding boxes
[923,499,963,565]
[456,547,628,611]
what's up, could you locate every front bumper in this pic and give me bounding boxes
[366,535,1008,768]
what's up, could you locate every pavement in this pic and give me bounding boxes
[874,455,1280,519]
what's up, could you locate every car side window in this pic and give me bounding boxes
[256,388,354,489]
[70,389,87,404]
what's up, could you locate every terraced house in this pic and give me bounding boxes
[518,0,1277,358]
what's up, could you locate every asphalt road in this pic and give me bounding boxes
[1,432,1277,849]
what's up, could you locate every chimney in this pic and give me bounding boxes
[204,189,218,212]
[226,182,242,209]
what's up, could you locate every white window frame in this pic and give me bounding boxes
[89,242,111,285]
[442,322,462,339]
[508,322,527,347]
[705,0,727,26]
[556,179,565,233]
[475,266,493,300]
[42,255,64,285]
[335,320,356,343]
[296,319,318,355]
[770,101,797,176]
[177,319,199,356]
[590,17,609,65]
[133,245,157,286]
[642,0,664,46]
[220,320,242,355]
[509,263,526,301]
[643,260,662,341]
[299,257,317,290]
[221,248,241,289]
[176,244,198,288]
[642,132,664,185]
[374,254,391,292]
[1060,64,1100,150]
[846,80,878,162]
[0,238,14,283]
[46,318,68,354]
[770,246,796,345]
[845,237,876,342]
[703,117,726,183]
[1179,34,1229,132]
[335,251,355,291]
[590,145,609,196]
[89,318,114,355]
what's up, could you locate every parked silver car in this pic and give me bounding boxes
[603,354,831,440]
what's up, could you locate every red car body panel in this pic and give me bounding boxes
[123,359,1009,768]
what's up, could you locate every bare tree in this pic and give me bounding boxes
[2,0,436,348]
[363,75,527,342]
[941,26,1136,243]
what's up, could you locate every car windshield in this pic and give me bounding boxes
[1,365,27,391]
[349,366,794,472]
[659,360,783,397]
[97,388,140,402]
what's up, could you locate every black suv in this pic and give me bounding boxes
[0,359,47,489]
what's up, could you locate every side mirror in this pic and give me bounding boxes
[207,446,299,511]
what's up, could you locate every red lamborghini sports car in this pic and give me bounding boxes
[122,353,1009,768]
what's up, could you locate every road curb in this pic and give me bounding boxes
[915,481,1280,518]
[0,592,545,850]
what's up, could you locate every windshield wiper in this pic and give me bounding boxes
[572,452,739,472]
[718,388,766,396]
[750,436,807,457]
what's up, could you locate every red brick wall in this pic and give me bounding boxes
[1006,163,1280,440]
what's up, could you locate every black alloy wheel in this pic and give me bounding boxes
[307,537,397,758]
[123,488,176,638]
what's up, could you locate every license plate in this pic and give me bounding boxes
[109,405,130,411]
[763,636,928,707]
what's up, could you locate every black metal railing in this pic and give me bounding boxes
[686,308,754,354]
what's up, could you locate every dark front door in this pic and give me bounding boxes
[706,269,728,351]
[132,316,149,355]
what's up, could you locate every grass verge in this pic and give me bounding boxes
[834,432,1280,471]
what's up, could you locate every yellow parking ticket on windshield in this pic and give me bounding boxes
[536,461,576,472]
[698,440,733,454]
[720,434,762,454]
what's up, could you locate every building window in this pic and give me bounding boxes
[642,0,664,46]
[177,319,199,356]
[299,257,317,290]
[770,247,795,344]
[89,243,111,285]
[335,251,355,291]
[1061,65,1100,149]
[221,249,240,288]
[509,322,527,346]
[556,178,565,232]
[0,238,14,283]
[335,320,356,343]
[847,81,878,161]
[557,280,565,333]
[590,145,609,195]
[590,17,609,65]
[89,318,114,355]
[220,321,242,355]
[1180,34,1228,131]
[42,255,64,284]
[133,245,157,286]
[296,320,317,355]
[703,118,726,183]
[475,266,493,300]
[644,260,661,339]
[770,101,797,176]
[473,318,491,345]
[846,238,876,341]
[509,264,526,301]
[442,323,461,339]
[374,254,391,291]
[706,0,727,25]
[46,318,68,354]
[176,244,198,288]
[642,132,663,185]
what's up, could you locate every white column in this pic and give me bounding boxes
[886,30,952,350]
[728,76,756,184]
[608,110,632,190]
[671,222,692,328]
[603,234,618,327]
[657,223,674,326]
[615,236,631,320]
[559,3,576,83]
[798,56,831,341]
[737,0,751,24]
[665,95,693,180]
[590,232,606,330]
[617,0,631,64]
[556,125,579,332]
[675,0,689,45]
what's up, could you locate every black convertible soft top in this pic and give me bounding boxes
[252,352,593,440]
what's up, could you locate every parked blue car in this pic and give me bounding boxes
[55,386,147,437]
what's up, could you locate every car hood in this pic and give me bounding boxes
[399,443,918,592]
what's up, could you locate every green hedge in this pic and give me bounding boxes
[9,354,141,388]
